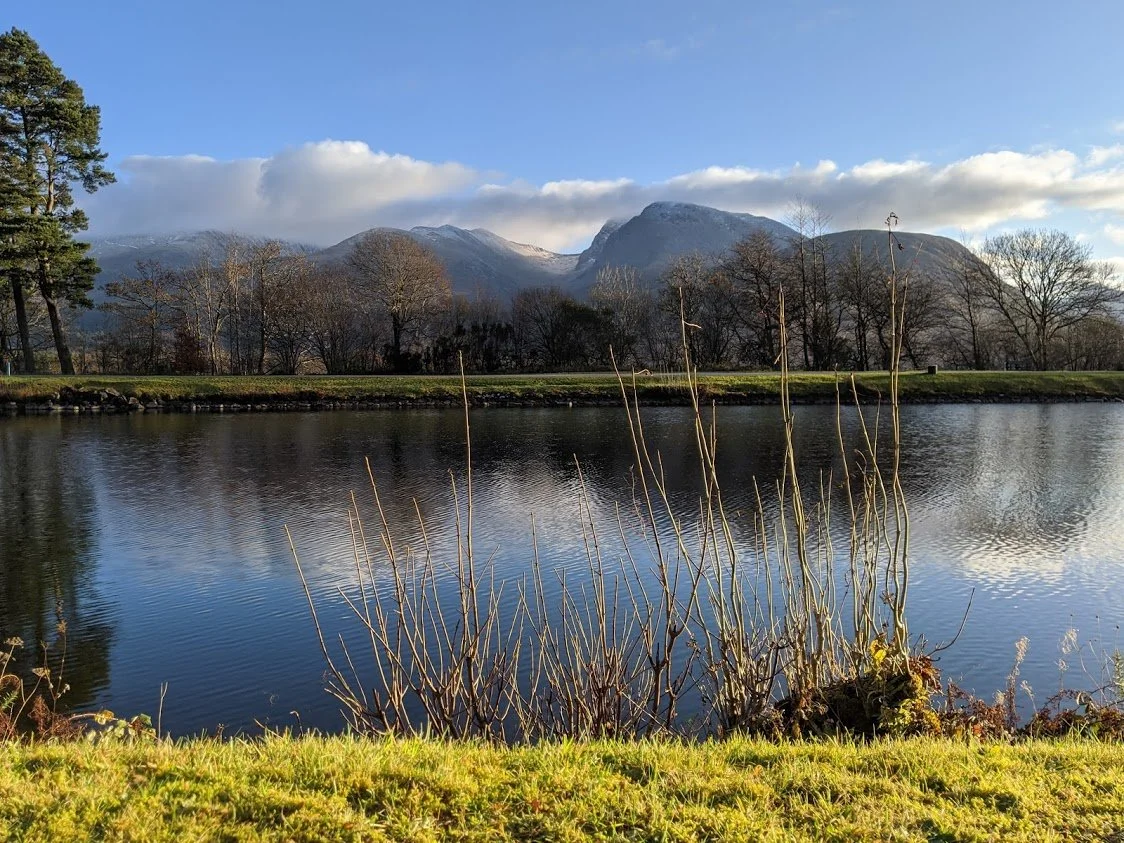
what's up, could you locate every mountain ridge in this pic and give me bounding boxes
[87,202,973,301]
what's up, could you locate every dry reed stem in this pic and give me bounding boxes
[290,229,917,738]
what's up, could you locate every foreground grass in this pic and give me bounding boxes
[1,736,1122,841]
[3,369,1124,406]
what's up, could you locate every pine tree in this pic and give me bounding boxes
[0,28,114,373]
[0,163,34,371]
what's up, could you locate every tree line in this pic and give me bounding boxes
[24,219,1116,376]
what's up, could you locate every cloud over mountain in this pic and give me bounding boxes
[82,140,1124,254]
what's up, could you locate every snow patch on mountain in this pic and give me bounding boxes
[468,228,579,273]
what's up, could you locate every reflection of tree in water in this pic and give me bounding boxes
[32,405,1109,584]
[3,404,1114,735]
[20,404,1106,616]
[105,408,855,570]
[471,404,1123,574]
[0,419,113,712]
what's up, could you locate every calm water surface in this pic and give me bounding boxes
[1,405,1122,734]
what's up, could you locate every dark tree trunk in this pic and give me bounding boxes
[258,319,267,374]
[10,279,35,373]
[854,318,869,370]
[43,294,74,374]
[36,259,76,374]
[391,315,403,372]
[257,280,267,374]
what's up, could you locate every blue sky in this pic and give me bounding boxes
[10,0,1124,260]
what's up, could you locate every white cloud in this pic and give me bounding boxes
[1105,224,1124,245]
[664,165,770,190]
[539,178,633,200]
[845,159,927,181]
[1087,145,1124,167]
[86,153,267,235]
[85,141,476,245]
[259,142,476,219]
[83,141,1124,253]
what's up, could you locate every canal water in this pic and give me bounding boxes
[1,404,1121,734]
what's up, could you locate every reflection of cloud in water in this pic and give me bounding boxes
[63,406,1124,607]
[5,403,1124,733]
[902,404,1124,591]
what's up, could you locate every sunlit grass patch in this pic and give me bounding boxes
[1,736,1122,841]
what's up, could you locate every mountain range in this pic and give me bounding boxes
[87,202,972,302]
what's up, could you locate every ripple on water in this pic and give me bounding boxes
[2,405,1123,733]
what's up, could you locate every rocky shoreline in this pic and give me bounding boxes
[3,384,1123,416]
[1,385,618,414]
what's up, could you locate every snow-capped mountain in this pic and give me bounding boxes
[570,202,798,289]
[309,225,579,298]
[574,218,626,275]
[87,203,974,303]
[86,232,314,304]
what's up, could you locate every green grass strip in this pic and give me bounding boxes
[4,370,1124,405]
[1,736,1122,841]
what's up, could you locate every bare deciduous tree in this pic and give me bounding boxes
[785,200,845,369]
[980,229,1121,369]
[266,254,315,374]
[429,290,514,373]
[348,232,451,371]
[721,230,787,368]
[1060,315,1124,370]
[307,264,377,374]
[103,260,175,372]
[249,240,285,374]
[590,265,652,368]
[513,286,602,370]
[940,245,997,370]
[658,252,713,367]
[171,254,229,375]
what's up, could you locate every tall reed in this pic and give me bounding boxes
[291,214,920,740]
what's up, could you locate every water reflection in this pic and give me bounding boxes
[0,418,114,711]
[0,404,1121,733]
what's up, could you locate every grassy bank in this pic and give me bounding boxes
[3,370,1124,407]
[1,736,1121,841]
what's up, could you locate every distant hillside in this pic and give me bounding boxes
[569,202,798,290]
[563,203,972,291]
[86,204,975,309]
[574,218,626,275]
[311,225,578,298]
[818,229,971,282]
[86,232,313,305]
